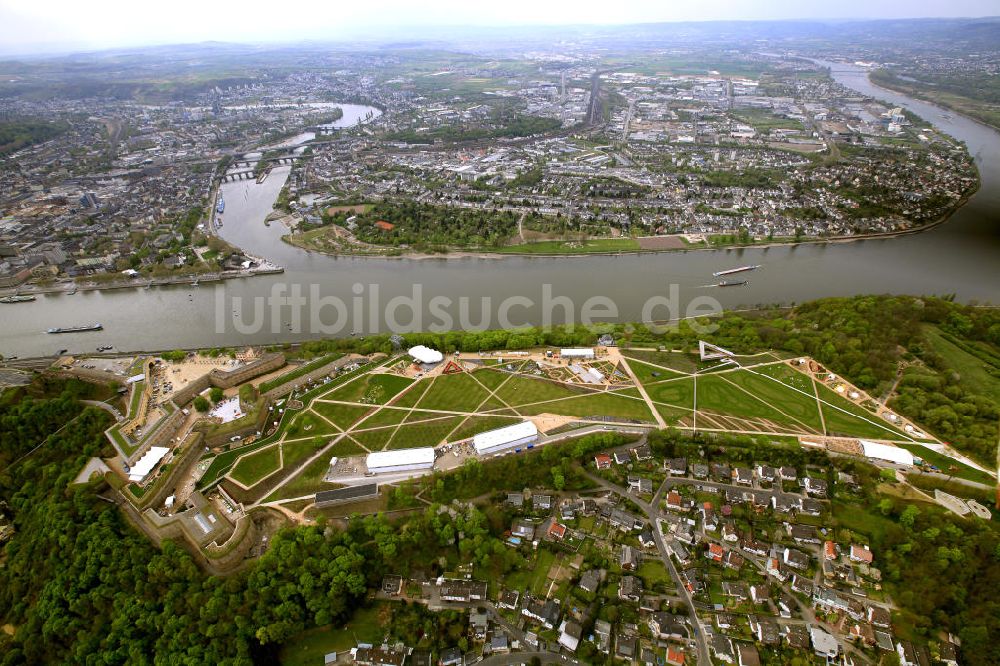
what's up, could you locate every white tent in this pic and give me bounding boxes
[473,421,539,455]
[366,447,436,474]
[409,345,443,364]
[859,440,914,466]
[128,446,170,482]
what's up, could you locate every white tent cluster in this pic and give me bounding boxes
[408,345,443,364]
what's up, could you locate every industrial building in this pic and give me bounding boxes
[366,447,436,474]
[473,421,539,456]
[859,440,914,466]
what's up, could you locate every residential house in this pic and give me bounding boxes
[620,545,640,571]
[721,522,740,542]
[648,612,688,641]
[784,625,809,650]
[632,443,653,461]
[788,524,820,545]
[669,541,691,564]
[867,605,891,629]
[850,544,874,564]
[558,620,583,653]
[736,642,760,666]
[667,457,687,475]
[354,646,411,666]
[723,550,745,570]
[438,647,463,666]
[734,467,754,486]
[804,477,828,497]
[522,597,560,629]
[579,569,604,595]
[750,617,781,646]
[783,547,810,570]
[469,612,488,639]
[548,523,567,540]
[595,454,612,470]
[810,625,840,659]
[824,541,838,561]
[711,635,735,663]
[706,543,725,562]
[616,636,638,662]
[756,465,776,484]
[628,476,653,494]
[512,520,536,540]
[750,584,770,605]
[506,492,524,508]
[722,581,750,602]
[666,646,686,666]
[799,497,823,515]
[691,463,709,479]
[779,466,797,482]
[613,450,632,465]
[533,495,552,511]
[592,619,612,654]
[439,580,487,603]
[619,575,643,602]
[498,590,519,611]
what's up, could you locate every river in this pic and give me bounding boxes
[1,70,998,358]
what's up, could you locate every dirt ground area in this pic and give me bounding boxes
[637,235,688,250]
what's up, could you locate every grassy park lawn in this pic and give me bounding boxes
[922,326,1000,397]
[655,404,691,425]
[285,411,340,438]
[384,416,467,449]
[312,403,371,430]
[637,559,673,589]
[229,445,281,487]
[448,415,524,441]
[349,428,396,451]
[814,384,908,440]
[644,377,695,409]
[281,438,328,470]
[319,373,413,405]
[725,369,824,431]
[279,604,385,666]
[357,407,414,430]
[469,368,512,392]
[696,374,815,431]
[415,373,493,412]
[518,392,655,422]
[388,381,430,409]
[495,374,584,406]
[264,455,338,502]
[626,358,686,384]
[622,349,699,374]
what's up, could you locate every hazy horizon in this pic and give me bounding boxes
[1,0,998,56]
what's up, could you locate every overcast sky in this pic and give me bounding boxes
[0,0,996,54]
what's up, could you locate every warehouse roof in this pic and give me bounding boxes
[367,447,436,469]
[473,421,539,453]
[859,440,914,466]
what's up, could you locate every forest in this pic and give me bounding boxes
[0,119,68,156]
[339,201,521,249]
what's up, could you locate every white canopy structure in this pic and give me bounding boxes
[473,421,539,455]
[128,446,170,482]
[408,345,444,364]
[859,440,914,466]
[560,348,595,359]
[366,447,436,474]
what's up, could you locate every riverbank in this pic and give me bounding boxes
[0,266,284,298]
[279,192,978,261]
[870,70,1000,133]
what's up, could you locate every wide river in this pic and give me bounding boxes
[2,69,998,357]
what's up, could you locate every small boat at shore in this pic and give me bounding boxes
[717,280,749,287]
[0,295,36,303]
